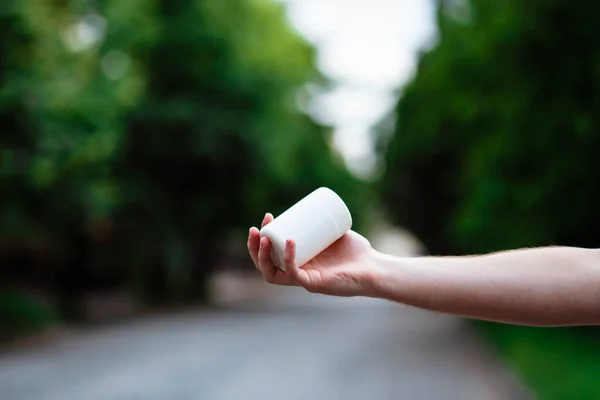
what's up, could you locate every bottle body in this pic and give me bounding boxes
[260,187,352,271]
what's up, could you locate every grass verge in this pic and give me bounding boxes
[474,321,600,400]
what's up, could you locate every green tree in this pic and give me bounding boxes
[119,0,367,303]
[382,0,600,255]
[381,2,600,398]
[1,0,367,323]
[1,0,156,319]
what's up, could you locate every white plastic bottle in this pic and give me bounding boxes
[259,187,352,271]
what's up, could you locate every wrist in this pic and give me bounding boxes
[366,249,406,299]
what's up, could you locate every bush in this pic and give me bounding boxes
[0,287,56,341]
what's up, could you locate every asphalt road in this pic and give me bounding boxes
[0,286,531,400]
[0,226,532,400]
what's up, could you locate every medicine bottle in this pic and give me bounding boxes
[260,187,352,271]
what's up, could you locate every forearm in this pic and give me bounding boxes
[372,247,600,326]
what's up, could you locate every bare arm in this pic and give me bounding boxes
[374,247,600,326]
[249,214,600,327]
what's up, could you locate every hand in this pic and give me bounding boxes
[247,213,381,297]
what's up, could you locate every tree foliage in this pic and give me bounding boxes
[382,0,600,255]
[0,0,367,322]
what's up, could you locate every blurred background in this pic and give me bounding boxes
[1,0,599,399]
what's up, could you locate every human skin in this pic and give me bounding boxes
[248,213,600,327]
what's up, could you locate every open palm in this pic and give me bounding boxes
[248,213,379,297]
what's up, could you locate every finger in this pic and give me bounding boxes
[258,237,277,283]
[272,268,299,287]
[247,227,261,268]
[283,239,310,287]
[261,213,274,228]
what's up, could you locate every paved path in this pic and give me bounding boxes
[0,290,531,400]
[0,227,532,400]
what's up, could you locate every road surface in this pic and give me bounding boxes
[0,226,532,399]
[0,287,532,400]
